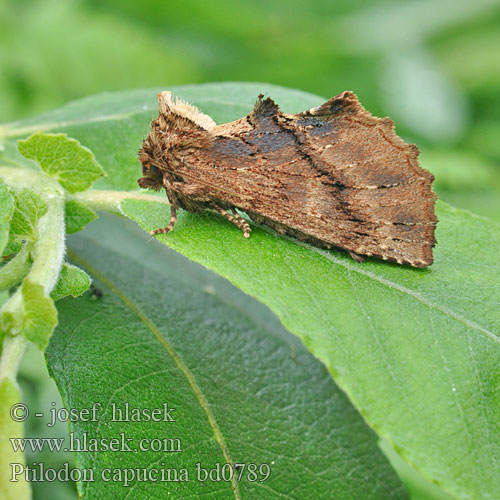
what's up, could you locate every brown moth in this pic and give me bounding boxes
[138,90,437,267]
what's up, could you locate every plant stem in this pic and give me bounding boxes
[0,335,28,381]
[29,195,66,294]
[1,193,65,333]
[71,189,169,215]
[0,243,33,293]
[0,166,54,192]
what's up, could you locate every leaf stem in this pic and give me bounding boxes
[0,243,33,293]
[0,166,57,192]
[1,193,65,334]
[29,195,66,294]
[0,335,28,381]
[71,189,170,215]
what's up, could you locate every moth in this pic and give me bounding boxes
[138,90,437,267]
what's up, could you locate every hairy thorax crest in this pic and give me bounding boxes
[138,91,215,192]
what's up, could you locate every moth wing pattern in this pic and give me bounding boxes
[139,90,437,268]
[291,91,437,267]
[202,91,437,267]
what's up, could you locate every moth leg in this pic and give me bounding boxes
[150,181,178,236]
[348,251,365,263]
[230,208,251,238]
[214,205,251,238]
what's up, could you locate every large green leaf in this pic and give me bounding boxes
[122,196,500,500]
[2,83,499,499]
[47,215,407,499]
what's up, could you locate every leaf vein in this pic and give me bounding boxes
[301,242,499,343]
[67,249,242,500]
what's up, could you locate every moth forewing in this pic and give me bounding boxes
[138,91,437,268]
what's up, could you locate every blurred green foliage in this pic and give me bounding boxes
[1,0,499,221]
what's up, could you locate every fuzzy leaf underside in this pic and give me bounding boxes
[0,379,30,500]
[2,83,499,500]
[5,189,47,254]
[20,279,58,350]
[51,263,91,301]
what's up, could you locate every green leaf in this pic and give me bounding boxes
[380,439,455,500]
[6,188,47,249]
[47,214,408,499]
[0,179,15,255]
[2,83,499,499]
[1,192,64,350]
[0,378,31,500]
[16,342,84,500]
[123,194,500,500]
[17,132,105,193]
[1,240,22,258]
[20,279,58,349]
[51,263,91,301]
[64,200,97,234]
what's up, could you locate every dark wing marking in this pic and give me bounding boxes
[189,92,437,267]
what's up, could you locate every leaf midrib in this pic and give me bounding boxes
[119,195,499,344]
[67,249,242,500]
[313,246,499,343]
[263,230,499,344]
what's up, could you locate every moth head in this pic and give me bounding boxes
[138,91,216,191]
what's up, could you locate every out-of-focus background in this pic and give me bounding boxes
[1,1,499,498]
